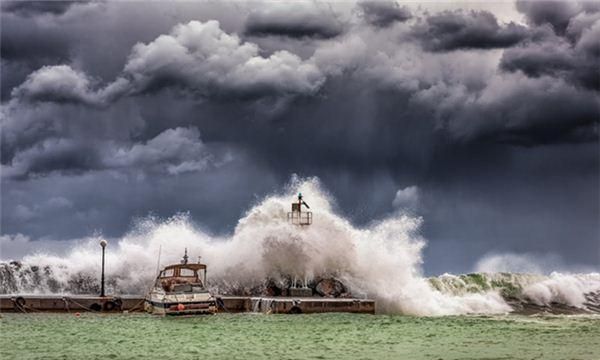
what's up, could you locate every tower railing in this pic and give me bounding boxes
[287,211,312,226]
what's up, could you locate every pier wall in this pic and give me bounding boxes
[0,295,375,314]
[0,295,144,313]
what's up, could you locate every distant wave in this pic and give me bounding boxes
[429,272,600,315]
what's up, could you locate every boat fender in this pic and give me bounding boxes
[216,297,225,309]
[112,297,123,310]
[288,306,302,314]
[13,296,26,309]
[177,303,186,311]
[104,301,117,311]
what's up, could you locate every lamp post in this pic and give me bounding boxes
[99,239,107,297]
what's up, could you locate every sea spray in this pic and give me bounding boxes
[1,178,599,315]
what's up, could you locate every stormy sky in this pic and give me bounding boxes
[1,0,598,275]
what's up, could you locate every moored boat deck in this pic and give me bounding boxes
[0,295,375,314]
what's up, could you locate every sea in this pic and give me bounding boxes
[1,313,599,360]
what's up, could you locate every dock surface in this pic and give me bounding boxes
[0,295,375,314]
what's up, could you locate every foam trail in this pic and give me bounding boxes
[0,177,540,315]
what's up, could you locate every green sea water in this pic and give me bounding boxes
[1,313,599,360]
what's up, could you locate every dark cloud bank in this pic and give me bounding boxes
[1,1,598,274]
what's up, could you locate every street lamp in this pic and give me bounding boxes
[99,239,107,297]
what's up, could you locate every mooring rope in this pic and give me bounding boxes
[216,297,231,313]
[125,298,146,312]
[61,297,70,313]
[11,298,27,313]
[65,297,101,313]
[22,304,43,313]
[10,300,44,313]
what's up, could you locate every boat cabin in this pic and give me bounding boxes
[155,253,208,293]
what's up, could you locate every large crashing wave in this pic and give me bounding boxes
[1,178,599,315]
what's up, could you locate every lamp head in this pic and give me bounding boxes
[99,239,108,248]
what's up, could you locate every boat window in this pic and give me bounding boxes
[161,268,174,277]
[172,284,192,293]
[180,268,195,277]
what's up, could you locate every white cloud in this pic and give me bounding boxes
[392,185,420,212]
[119,20,324,98]
[11,65,104,106]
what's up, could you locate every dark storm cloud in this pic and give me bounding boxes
[420,141,599,274]
[2,138,102,179]
[2,126,225,180]
[500,41,600,91]
[500,8,600,90]
[11,20,325,106]
[0,1,255,101]
[410,10,529,51]
[244,3,343,39]
[566,10,600,41]
[516,0,582,35]
[1,1,84,17]
[1,154,280,240]
[0,17,70,62]
[500,39,575,77]
[5,3,597,153]
[0,11,74,100]
[357,1,412,27]
[1,1,599,273]
[0,96,148,166]
[429,75,600,145]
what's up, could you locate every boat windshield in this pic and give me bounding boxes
[172,284,206,293]
[180,268,195,277]
[160,269,175,277]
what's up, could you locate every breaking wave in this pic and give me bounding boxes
[429,272,600,314]
[1,178,599,315]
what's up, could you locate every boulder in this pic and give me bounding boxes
[264,284,282,296]
[314,278,346,298]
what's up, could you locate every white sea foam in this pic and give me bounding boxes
[522,272,600,308]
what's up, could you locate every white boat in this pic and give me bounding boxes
[144,250,217,315]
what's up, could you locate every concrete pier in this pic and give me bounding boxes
[220,296,375,314]
[0,295,375,314]
[0,295,145,313]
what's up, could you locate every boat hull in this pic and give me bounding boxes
[145,299,217,315]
